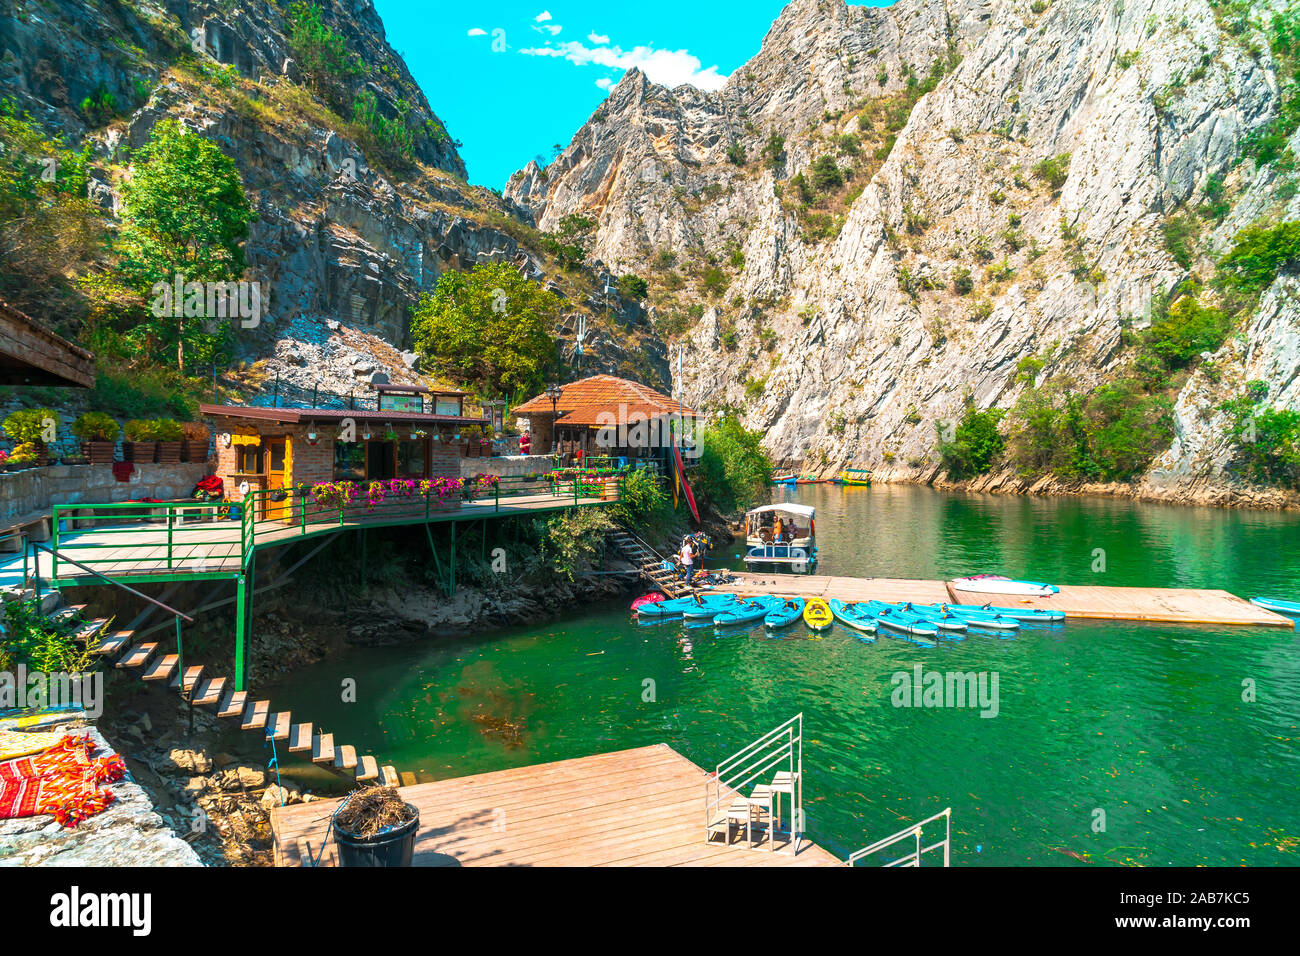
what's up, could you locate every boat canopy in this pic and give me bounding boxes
[746,503,816,518]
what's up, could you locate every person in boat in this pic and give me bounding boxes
[773,516,786,543]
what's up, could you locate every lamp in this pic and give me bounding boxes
[545,383,563,454]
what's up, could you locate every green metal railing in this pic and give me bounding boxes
[49,472,623,585]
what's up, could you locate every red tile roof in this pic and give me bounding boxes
[513,375,695,425]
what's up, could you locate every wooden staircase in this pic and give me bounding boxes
[608,530,685,597]
[59,601,399,787]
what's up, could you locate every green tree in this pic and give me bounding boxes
[118,120,254,372]
[693,415,772,512]
[938,406,1005,479]
[1215,220,1300,294]
[410,263,559,399]
[810,155,843,192]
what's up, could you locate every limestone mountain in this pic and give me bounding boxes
[508,0,1300,504]
[1,0,668,408]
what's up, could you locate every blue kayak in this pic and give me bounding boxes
[860,602,939,643]
[764,598,806,628]
[904,603,1020,631]
[828,599,878,639]
[635,593,737,618]
[683,596,743,620]
[941,602,1065,624]
[896,603,967,633]
[714,595,783,626]
[1250,597,1300,617]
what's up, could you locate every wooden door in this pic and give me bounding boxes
[265,438,289,521]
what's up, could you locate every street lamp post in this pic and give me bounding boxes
[546,383,563,456]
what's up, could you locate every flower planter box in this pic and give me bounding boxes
[155,441,183,464]
[81,441,116,465]
[123,441,156,462]
[183,440,210,463]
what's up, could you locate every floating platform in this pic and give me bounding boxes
[725,573,1292,628]
[270,744,841,867]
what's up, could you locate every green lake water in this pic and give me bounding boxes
[270,485,1300,866]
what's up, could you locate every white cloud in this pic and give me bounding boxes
[588,32,610,44]
[534,10,552,22]
[467,27,487,36]
[595,77,613,90]
[520,40,729,91]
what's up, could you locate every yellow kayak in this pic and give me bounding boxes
[803,598,833,631]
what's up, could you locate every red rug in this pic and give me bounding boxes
[0,733,126,827]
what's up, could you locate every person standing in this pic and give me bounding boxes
[680,538,695,586]
[519,431,531,455]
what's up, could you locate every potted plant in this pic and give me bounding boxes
[72,412,119,464]
[3,408,57,466]
[333,786,420,867]
[123,419,157,462]
[462,425,481,458]
[181,421,210,462]
[154,418,184,463]
[7,442,40,470]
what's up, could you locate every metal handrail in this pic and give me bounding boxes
[31,543,194,622]
[706,714,803,852]
[844,808,952,867]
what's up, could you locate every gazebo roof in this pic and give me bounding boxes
[514,375,695,426]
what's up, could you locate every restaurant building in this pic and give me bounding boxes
[199,383,492,516]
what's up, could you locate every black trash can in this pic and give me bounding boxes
[335,804,420,867]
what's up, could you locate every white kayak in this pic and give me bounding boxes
[951,576,1059,596]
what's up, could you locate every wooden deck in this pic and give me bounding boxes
[44,491,609,585]
[726,572,1292,627]
[270,744,842,867]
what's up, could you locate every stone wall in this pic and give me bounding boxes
[0,462,213,524]
[460,455,553,479]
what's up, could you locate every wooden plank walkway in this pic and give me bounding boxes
[948,583,1293,627]
[270,744,841,867]
[725,572,1291,627]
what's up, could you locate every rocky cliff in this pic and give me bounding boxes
[508,0,1300,504]
[1,0,669,405]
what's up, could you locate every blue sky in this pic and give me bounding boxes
[373,1,891,188]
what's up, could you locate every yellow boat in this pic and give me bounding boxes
[803,598,833,631]
[839,467,872,487]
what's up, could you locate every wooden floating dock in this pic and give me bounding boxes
[271,744,841,867]
[726,573,1293,628]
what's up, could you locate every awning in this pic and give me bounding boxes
[746,503,816,518]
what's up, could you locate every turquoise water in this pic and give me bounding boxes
[271,485,1300,865]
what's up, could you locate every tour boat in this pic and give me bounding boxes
[951,575,1059,596]
[743,503,817,569]
[838,468,872,487]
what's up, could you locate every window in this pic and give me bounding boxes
[236,445,263,474]
[434,397,462,416]
[267,441,286,473]
[397,440,426,477]
[333,442,365,481]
